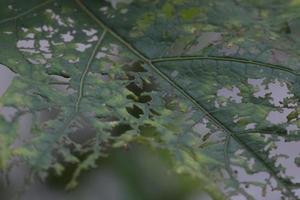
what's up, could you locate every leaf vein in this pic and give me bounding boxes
[152,56,300,76]
[75,29,107,112]
[0,0,54,25]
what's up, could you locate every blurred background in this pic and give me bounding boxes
[0,144,211,200]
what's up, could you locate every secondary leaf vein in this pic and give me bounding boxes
[75,29,107,112]
[0,0,54,25]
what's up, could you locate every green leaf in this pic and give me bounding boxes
[1,0,300,199]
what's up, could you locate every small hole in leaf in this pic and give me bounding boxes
[126,105,143,118]
[111,123,132,136]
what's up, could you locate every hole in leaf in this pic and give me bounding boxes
[126,105,143,118]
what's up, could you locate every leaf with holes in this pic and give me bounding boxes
[1,0,300,199]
